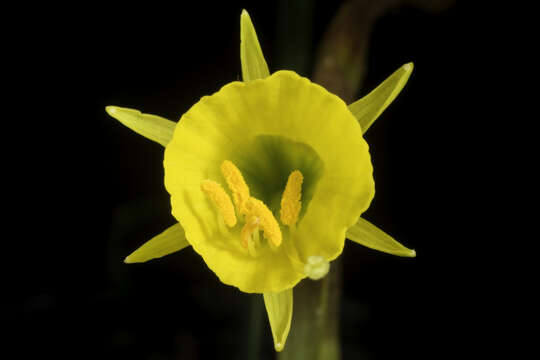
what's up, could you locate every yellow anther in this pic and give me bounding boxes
[201,180,237,227]
[221,160,251,215]
[280,170,304,226]
[245,197,282,247]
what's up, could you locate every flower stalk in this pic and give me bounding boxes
[278,260,342,360]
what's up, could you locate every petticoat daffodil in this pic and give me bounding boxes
[107,10,415,352]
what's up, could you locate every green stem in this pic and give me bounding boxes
[278,259,342,360]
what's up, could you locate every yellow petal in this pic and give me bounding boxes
[348,63,413,134]
[346,217,416,257]
[263,289,293,352]
[106,106,176,147]
[124,223,189,263]
[240,9,270,81]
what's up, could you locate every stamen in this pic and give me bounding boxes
[207,160,283,252]
[201,180,237,227]
[304,255,330,280]
[221,160,251,215]
[240,216,262,257]
[247,237,259,257]
[245,198,282,247]
[280,170,304,226]
[241,215,260,248]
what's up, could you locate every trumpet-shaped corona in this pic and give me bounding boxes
[162,70,380,295]
[201,180,237,227]
[280,170,304,226]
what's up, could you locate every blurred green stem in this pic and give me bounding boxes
[278,260,343,360]
[275,0,314,76]
[313,0,454,103]
[313,0,400,103]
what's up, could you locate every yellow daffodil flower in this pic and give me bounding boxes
[107,9,415,352]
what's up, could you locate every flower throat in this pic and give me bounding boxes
[201,160,303,257]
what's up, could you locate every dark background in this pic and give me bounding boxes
[6,1,464,359]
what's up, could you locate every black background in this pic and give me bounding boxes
[6,1,465,359]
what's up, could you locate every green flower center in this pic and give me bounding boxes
[201,135,324,257]
[231,135,324,221]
